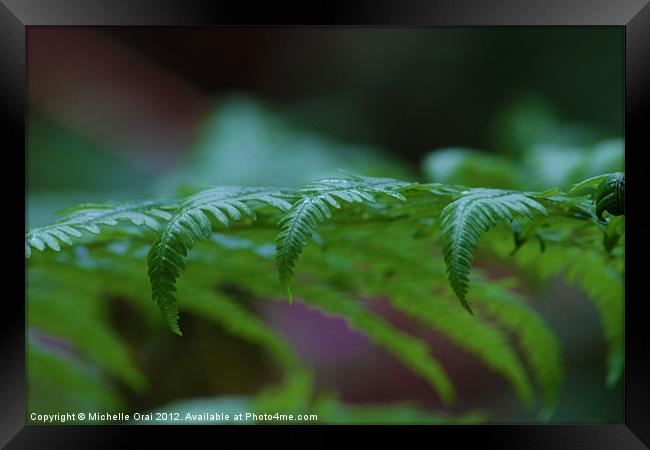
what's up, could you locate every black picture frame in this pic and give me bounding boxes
[3,0,648,447]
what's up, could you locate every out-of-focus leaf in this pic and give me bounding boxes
[137,396,252,424]
[28,340,124,416]
[489,95,600,156]
[28,113,153,191]
[157,96,410,194]
[423,147,521,189]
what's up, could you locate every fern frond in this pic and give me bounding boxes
[568,173,614,194]
[26,171,623,417]
[564,252,624,386]
[295,284,455,405]
[594,172,624,221]
[181,288,304,372]
[147,187,291,334]
[490,237,623,387]
[27,261,153,392]
[28,341,125,413]
[441,189,548,313]
[275,176,409,302]
[29,291,146,391]
[472,279,563,418]
[180,286,315,411]
[309,216,563,413]
[389,287,535,409]
[26,201,173,258]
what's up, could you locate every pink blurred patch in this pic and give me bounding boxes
[257,297,514,411]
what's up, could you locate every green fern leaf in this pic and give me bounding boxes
[181,288,304,371]
[29,291,147,391]
[295,285,455,405]
[28,341,125,413]
[594,172,624,221]
[26,201,174,257]
[441,189,548,313]
[275,177,408,302]
[389,287,535,409]
[147,187,291,334]
[494,239,623,387]
[26,171,623,416]
[564,253,624,386]
[472,279,563,418]
[568,173,613,194]
[180,289,313,411]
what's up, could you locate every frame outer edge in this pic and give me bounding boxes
[0,1,26,447]
[625,1,650,447]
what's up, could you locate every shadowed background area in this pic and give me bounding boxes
[26,27,623,423]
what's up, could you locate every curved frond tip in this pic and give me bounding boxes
[275,177,409,302]
[441,189,548,313]
[147,188,291,334]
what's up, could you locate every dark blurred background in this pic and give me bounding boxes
[26,27,624,422]
[27,27,623,180]
[106,27,623,156]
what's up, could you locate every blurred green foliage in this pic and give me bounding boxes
[157,96,410,195]
[425,96,623,190]
[27,114,153,192]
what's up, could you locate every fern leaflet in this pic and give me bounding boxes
[389,287,535,409]
[472,279,563,418]
[440,189,548,313]
[147,187,291,334]
[295,284,455,405]
[275,176,409,302]
[26,201,173,257]
[28,341,125,413]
